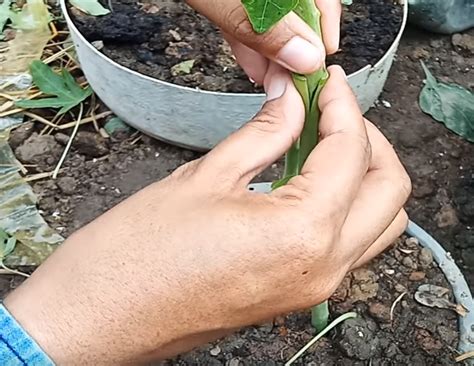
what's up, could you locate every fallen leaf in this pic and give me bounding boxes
[16,60,92,114]
[0,0,51,74]
[414,284,468,316]
[70,0,110,16]
[171,59,195,76]
[419,61,474,143]
[0,130,62,266]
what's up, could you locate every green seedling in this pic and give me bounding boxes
[16,60,92,114]
[241,0,330,332]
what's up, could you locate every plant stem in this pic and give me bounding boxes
[280,0,330,332]
[311,301,329,332]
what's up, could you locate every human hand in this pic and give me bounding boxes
[186,0,341,84]
[4,66,410,365]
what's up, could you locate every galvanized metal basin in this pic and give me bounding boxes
[61,0,408,151]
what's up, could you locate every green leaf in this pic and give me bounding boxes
[70,0,110,16]
[241,0,299,33]
[15,60,93,114]
[419,61,474,143]
[171,59,195,76]
[0,0,12,31]
[0,228,17,260]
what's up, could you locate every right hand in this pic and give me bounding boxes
[187,0,342,84]
[4,66,411,365]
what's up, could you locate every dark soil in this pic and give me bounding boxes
[1,20,472,366]
[71,0,403,92]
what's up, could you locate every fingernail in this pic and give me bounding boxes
[277,36,322,73]
[265,73,288,101]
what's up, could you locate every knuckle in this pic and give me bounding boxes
[246,106,285,136]
[227,6,256,42]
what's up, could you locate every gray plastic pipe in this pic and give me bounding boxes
[248,182,474,362]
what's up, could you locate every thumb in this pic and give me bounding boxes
[186,0,325,74]
[200,64,305,188]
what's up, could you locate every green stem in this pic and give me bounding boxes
[280,0,330,332]
[311,301,329,332]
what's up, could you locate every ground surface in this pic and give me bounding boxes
[72,0,402,92]
[0,17,472,366]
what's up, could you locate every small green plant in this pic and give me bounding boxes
[16,60,92,114]
[241,0,330,331]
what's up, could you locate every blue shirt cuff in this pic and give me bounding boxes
[0,304,55,365]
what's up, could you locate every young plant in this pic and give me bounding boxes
[241,0,329,332]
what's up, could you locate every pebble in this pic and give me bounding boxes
[402,256,417,270]
[418,248,434,268]
[55,132,70,145]
[210,345,221,356]
[226,358,240,366]
[452,33,474,54]
[73,131,110,158]
[368,302,390,322]
[435,204,459,228]
[409,271,426,281]
[56,177,77,195]
[15,133,61,165]
[8,122,35,149]
[395,284,407,293]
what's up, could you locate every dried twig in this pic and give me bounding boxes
[390,292,407,322]
[56,111,112,130]
[23,111,58,128]
[0,264,30,278]
[52,103,84,179]
[455,350,474,362]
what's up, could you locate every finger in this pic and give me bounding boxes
[199,64,304,188]
[339,120,412,263]
[351,209,409,269]
[276,66,369,224]
[315,0,342,54]
[187,0,325,74]
[224,33,269,85]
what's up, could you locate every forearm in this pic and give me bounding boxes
[3,190,232,364]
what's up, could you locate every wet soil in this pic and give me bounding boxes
[0,20,472,366]
[71,0,403,92]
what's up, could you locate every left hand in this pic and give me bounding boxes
[186,0,342,84]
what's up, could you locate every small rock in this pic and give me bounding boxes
[55,132,70,145]
[395,284,407,293]
[165,41,193,59]
[418,248,434,268]
[209,345,221,356]
[402,256,417,270]
[452,33,474,55]
[435,204,459,228]
[350,269,379,302]
[337,318,379,360]
[368,302,390,322]
[416,329,443,353]
[56,177,77,195]
[9,122,35,149]
[409,271,426,281]
[73,131,109,158]
[15,133,61,166]
[226,358,240,366]
[405,237,419,248]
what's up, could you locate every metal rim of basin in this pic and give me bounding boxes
[61,0,408,151]
[247,182,474,362]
